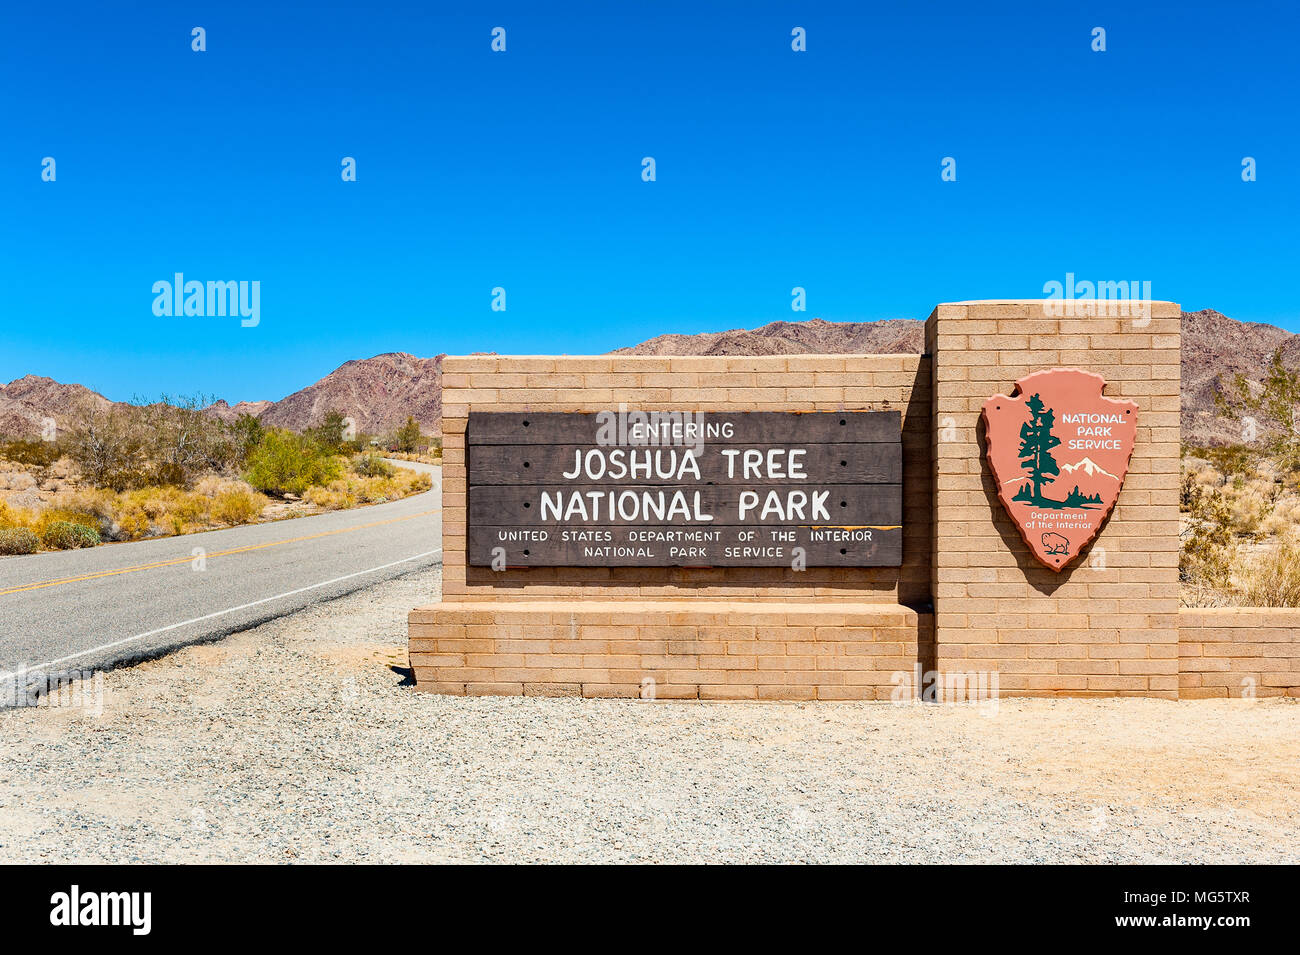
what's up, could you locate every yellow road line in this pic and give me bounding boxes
[0,509,438,598]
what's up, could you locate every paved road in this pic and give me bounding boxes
[0,462,441,698]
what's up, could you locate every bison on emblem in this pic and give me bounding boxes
[1041,532,1070,556]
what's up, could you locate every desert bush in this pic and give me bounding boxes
[124,487,212,535]
[50,489,120,539]
[0,439,62,472]
[1217,351,1300,470]
[63,398,151,491]
[211,489,266,525]
[1261,495,1300,537]
[30,507,105,539]
[304,486,358,510]
[42,521,100,550]
[1227,483,1272,539]
[393,416,423,453]
[353,452,394,478]
[0,527,39,555]
[1181,479,1236,588]
[229,413,266,463]
[1238,539,1300,607]
[0,500,31,529]
[1202,444,1256,478]
[306,410,355,453]
[140,394,240,486]
[244,429,343,497]
[64,394,253,491]
[113,508,152,541]
[305,468,430,510]
[402,470,433,495]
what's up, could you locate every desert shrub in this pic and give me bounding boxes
[63,398,151,490]
[50,489,119,539]
[393,416,423,453]
[1202,444,1256,478]
[1261,495,1300,537]
[30,508,105,539]
[306,410,355,453]
[304,468,430,510]
[114,508,152,541]
[1181,480,1236,588]
[1238,540,1300,607]
[0,439,62,469]
[119,486,213,536]
[304,486,358,510]
[1217,351,1300,470]
[229,413,266,464]
[0,527,39,555]
[211,489,266,525]
[0,500,31,529]
[402,470,433,495]
[140,394,240,487]
[244,430,343,497]
[1227,483,1272,540]
[353,452,394,478]
[42,521,100,550]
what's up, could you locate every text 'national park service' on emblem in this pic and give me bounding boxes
[981,368,1137,572]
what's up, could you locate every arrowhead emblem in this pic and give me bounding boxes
[981,368,1137,572]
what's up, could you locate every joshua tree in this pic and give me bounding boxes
[1017,393,1061,505]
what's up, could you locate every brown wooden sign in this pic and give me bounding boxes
[467,410,903,568]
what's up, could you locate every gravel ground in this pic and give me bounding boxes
[1,566,1297,864]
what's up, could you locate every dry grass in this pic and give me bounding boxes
[0,481,270,544]
[1182,446,1300,606]
[384,450,442,465]
[0,453,429,552]
[304,465,432,511]
[1236,539,1300,607]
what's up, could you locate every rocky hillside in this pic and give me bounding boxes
[0,375,114,437]
[257,352,444,435]
[3,311,1295,445]
[1179,309,1294,445]
[614,317,924,356]
[203,399,274,423]
[618,310,1297,446]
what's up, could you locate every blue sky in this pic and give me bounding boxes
[2,1,1297,403]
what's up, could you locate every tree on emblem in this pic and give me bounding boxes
[1016,393,1060,506]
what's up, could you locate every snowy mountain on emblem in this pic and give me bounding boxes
[1059,457,1118,481]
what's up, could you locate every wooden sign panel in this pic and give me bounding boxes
[467,410,903,568]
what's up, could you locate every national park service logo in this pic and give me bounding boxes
[982,369,1137,572]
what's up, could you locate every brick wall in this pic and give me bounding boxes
[1179,608,1300,698]
[414,300,1300,701]
[414,353,934,697]
[411,601,928,700]
[929,300,1183,698]
[440,354,932,605]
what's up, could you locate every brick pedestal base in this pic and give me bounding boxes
[409,601,929,700]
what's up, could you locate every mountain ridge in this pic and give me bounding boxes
[1,310,1293,445]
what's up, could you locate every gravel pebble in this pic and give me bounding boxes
[1,567,1296,863]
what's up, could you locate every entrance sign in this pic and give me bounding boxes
[467,410,903,567]
[982,368,1137,572]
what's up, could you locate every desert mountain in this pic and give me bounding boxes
[257,352,444,435]
[618,310,1296,446]
[2,311,1295,446]
[613,317,924,357]
[0,375,114,438]
[204,399,274,423]
[1179,309,1294,445]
